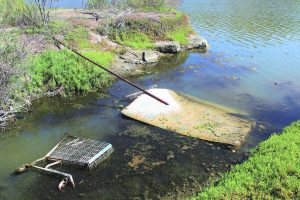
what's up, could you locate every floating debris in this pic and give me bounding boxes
[122,89,254,147]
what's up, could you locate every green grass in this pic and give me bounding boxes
[166,27,193,45]
[83,51,115,68]
[26,49,114,94]
[192,121,300,200]
[64,26,93,50]
[115,31,154,49]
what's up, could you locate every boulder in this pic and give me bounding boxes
[186,35,209,50]
[155,41,181,54]
[119,51,144,64]
[142,50,158,63]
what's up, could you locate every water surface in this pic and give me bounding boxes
[1,0,300,199]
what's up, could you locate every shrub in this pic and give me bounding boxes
[27,49,114,94]
[87,0,110,9]
[0,0,26,26]
[0,31,28,106]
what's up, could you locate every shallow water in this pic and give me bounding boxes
[1,0,300,199]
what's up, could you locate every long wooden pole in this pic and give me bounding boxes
[25,16,169,105]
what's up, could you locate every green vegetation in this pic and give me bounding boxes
[87,0,169,11]
[193,121,300,199]
[166,27,193,45]
[0,31,22,104]
[97,10,191,49]
[87,0,110,9]
[126,0,166,11]
[83,51,114,68]
[0,0,25,26]
[26,50,114,94]
[115,31,154,49]
[64,26,93,50]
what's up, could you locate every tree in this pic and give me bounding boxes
[34,0,56,24]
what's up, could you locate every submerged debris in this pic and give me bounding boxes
[128,155,146,170]
[122,89,255,147]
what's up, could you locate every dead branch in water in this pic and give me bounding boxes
[0,100,31,129]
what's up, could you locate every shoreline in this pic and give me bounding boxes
[0,7,208,129]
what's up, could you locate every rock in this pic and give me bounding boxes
[143,50,158,63]
[120,51,143,64]
[119,50,144,64]
[155,41,181,54]
[133,69,147,76]
[185,35,209,50]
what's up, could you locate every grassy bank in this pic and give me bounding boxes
[192,121,300,199]
[108,11,193,48]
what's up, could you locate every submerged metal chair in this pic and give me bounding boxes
[15,135,113,190]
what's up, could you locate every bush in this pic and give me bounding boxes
[0,0,45,27]
[0,31,28,106]
[193,121,300,200]
[0,0,26,26]
[87,0,110,9]
[27,49,114,94]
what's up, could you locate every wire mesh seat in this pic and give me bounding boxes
[47,135,113,169]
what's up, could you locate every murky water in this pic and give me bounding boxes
[2,0,300,199]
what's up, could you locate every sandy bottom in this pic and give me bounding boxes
[122,89,254,147]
